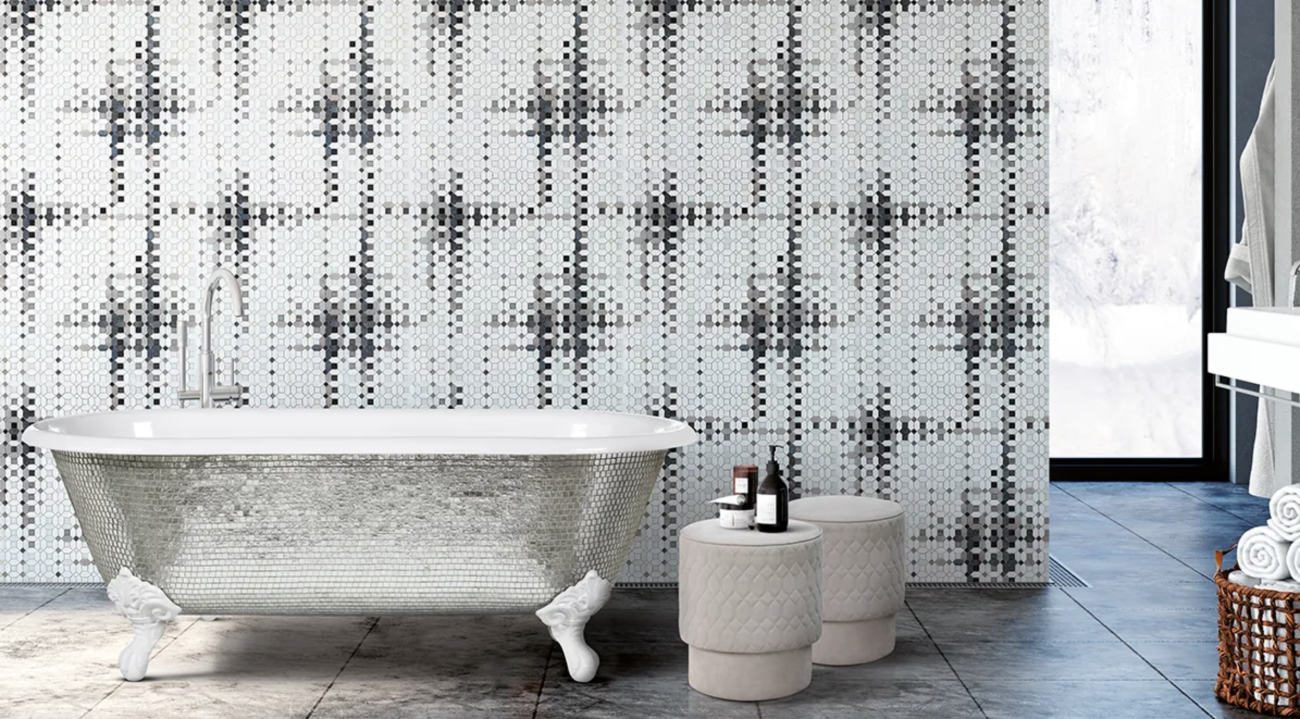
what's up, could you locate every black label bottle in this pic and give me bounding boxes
[756,446,788,533]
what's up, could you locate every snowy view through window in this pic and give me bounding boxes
[1050,1,1203,457]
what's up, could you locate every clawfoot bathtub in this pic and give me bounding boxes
[22,409,695,683]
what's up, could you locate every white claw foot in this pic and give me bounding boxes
[536,570,612,683]
[106,568,181,681]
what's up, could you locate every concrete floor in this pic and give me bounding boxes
[0,482,1272,718]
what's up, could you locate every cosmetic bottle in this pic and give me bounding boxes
[755,446,788,533]
[732,464,758,527]
[710,494,749,529]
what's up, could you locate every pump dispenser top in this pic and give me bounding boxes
[765,445,781,480]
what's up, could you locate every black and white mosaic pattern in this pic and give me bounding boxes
[0,0,1048,583]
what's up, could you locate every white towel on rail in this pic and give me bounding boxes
[1223,61,1298,499]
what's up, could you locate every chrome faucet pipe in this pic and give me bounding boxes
[198,268,245,408]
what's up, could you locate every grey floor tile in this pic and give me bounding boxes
[1202,506,1272,527]
[967,680,1211,719]
[1064,579,1218,611]
[909,591,1115,643]
[619,615,958,687]
[318,700,536,719]
[1099,512,1253,543]
[44,585,114,609]
[1049,498,1096,516]
[1176,680,1285,719]
[1052,542,1182,578]
[1099,495,1249,514]
[1050,527,1175,553]
[1056,486,1213,515]
[907,587,1080,610]
[584,589,679,644]
[1071,483,1239,503]
[562,639,688,680]
[1159,546,1242,579]
[1091,609,1219,643]
[0,585,69,630]
[809,635,957,683]
[1049,482,1093,499]
[1128,641,1220,681]
[1167,483,1268,515]
[605,588,678,608]
[1054,481,1160,496]
[1128,514,1258,543]
[937,640,1163,682]
[1047,520,1137,544]
[308,615,549,719]
[1133,517,1253,540]
[88,615,376,719]
[894,607,928,638]
[1048,551,1209,585]
[1199,495,1272,514]
[0,589,192,719]
[758,680,982,719]
[1048,520,1152,542]
[1048,493,1115,514]
[1060,486,1232,512]
[536,676,758,719]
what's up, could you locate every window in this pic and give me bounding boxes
[1050,0,1229,479]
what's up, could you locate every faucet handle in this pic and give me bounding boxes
[208,358,244,404]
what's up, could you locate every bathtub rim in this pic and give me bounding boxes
[22,408,698,456]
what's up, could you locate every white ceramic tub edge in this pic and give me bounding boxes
[22,408,698,456]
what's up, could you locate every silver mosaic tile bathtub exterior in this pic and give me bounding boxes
[50,449,666,614]
[0,0,1048,584]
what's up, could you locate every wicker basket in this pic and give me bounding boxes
[1217,563,1300,715]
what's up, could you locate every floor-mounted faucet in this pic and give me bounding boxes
[179,268,246,408]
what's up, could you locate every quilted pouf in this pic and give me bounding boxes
[678,519,823,701]
[788,496,905,666]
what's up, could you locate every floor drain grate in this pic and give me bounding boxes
[1049,556,1089,588]
[904,557,1086,589]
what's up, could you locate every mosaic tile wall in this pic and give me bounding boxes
[0,0,1049,583]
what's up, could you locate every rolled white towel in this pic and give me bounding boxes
[1236,567,1300,593]
[1270,485,1300,541]
[1263,578,1300,593]
[1287,542,1300,590]
[1239,526,1294,581]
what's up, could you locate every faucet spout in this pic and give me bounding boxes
[203,268,245,319]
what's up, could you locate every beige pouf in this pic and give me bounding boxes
[788,496,905,666]
[677,519,822,701]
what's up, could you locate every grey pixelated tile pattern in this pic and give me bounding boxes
[0,0,1048,583]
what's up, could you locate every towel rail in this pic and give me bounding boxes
[1215,377,1300,411]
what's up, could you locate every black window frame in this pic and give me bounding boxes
[1051,0,1231,483]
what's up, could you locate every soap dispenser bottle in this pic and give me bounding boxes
[756,446,789,533]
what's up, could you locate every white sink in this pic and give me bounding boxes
[1210,307,1300,395]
